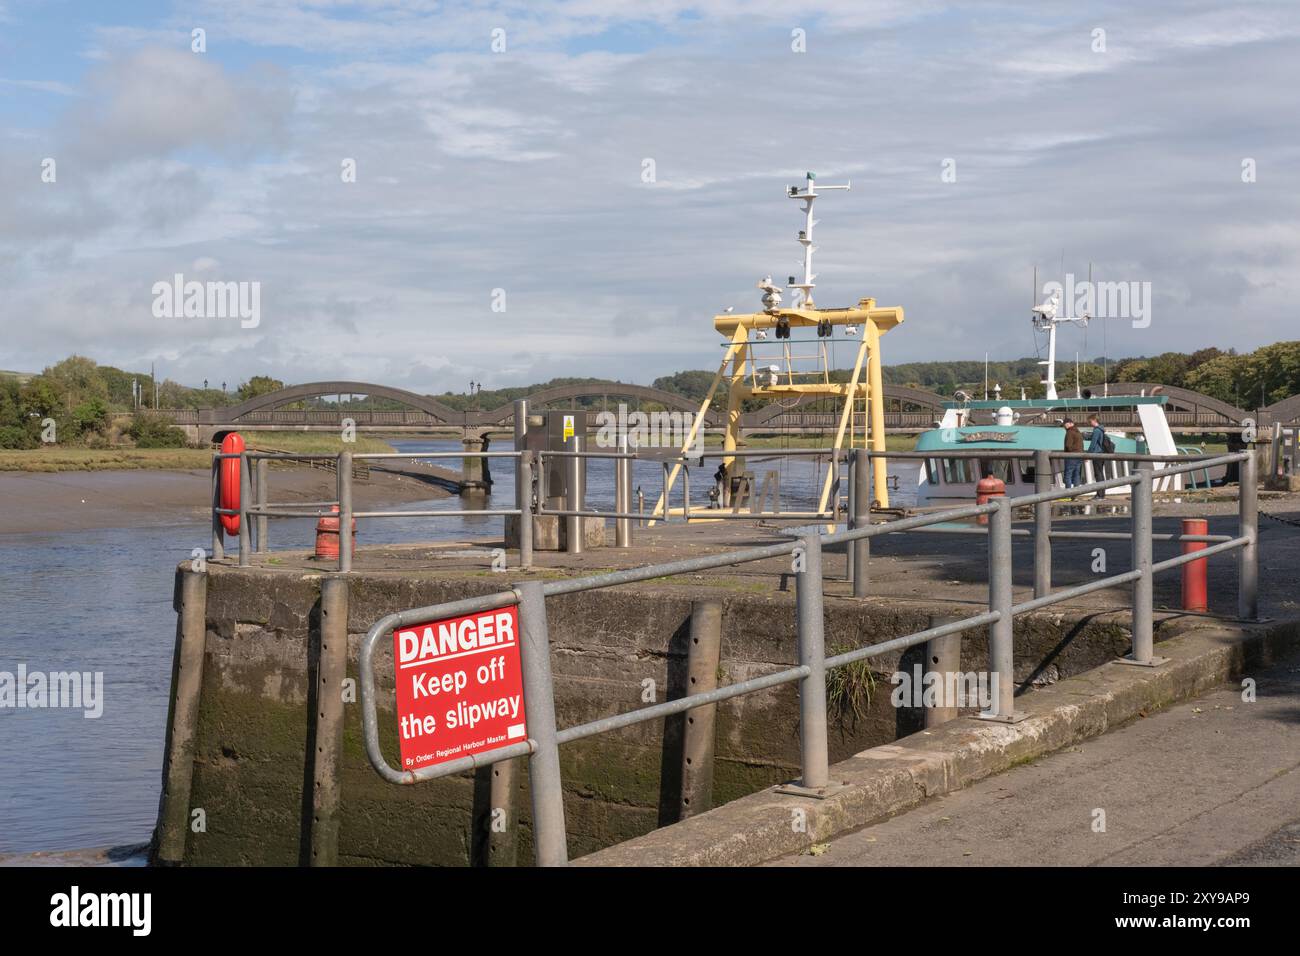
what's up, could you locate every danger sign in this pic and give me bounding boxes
[393,606,526,772]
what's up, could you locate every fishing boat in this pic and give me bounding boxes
[913,280,1216,505]
[911,394,1217,504]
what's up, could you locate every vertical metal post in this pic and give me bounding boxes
[210,457,224,561]
[338,451,353,573]
[514,401,533,568]
[1130,463,1154,664]
[565,436,583,555]
[795,535,829,790]
[517,451,533,569]
[1238,450,1259,620]
[308,575,349,866]
[1033,449,1052,599]
[615,434,632,548]
[153,568,208,865]
[680,600,722,819]
[238,452,251,567]
[986,498,1016,720]
[851,448,870,598]
[255,457,269,554]
[662,461,670,522]
[517,581,568,866]
[845,452,855,583]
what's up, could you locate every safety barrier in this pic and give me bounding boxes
[356,448,1256,865]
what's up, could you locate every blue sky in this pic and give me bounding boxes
[2,1,1298,392]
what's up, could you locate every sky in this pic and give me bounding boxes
[1,0,1298,394]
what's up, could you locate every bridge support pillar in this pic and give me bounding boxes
[461,433,491,496]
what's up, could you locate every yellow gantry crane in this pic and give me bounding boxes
[653,172,904,520]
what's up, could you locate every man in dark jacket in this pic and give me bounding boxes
[1062,419,1084,488]
[1086,414,1106,454]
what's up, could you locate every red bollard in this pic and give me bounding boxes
[976,475,1006,526]
[314,505,356,560]
[1181,517,1208,612]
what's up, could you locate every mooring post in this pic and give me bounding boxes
[154,567,208,865]
[680,600,723,819]
[925,614,963,727]
[517,450,533,569]
[1033,449,1052,598]
[565,435,583,555]
[615,433,633,548]
[517,581,568,866]
[210,457,224,561]
[795,535,829,790]
[308,575,349,866]
[238,452,251,567]
[851,449,871,598]
[1130,463,1155,664]
[255,457,269,554]
[1238,450,1259,620]
[986,497,1016,720]
[338,451,353,573]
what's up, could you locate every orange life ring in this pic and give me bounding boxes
[220,433,244,537]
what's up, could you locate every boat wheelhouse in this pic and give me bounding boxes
[914,395,1215,504]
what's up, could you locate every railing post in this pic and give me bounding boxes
[255,457,269,554]
[238,452,251,567]
[517,451,533,569]
[982,497,1022,721]
[1126,462,1160,665]
[1033,449,1052,598]
[1238,450,1259,620]
[517,581,568,866]
[338,451,353,573]
[615,433,633,548]
[794,535,830,791]
[851,449,871,597]
[210,456,224,561]
[565,435,584,555]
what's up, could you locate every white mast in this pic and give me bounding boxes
[1032,279,1089,401]
[786,171,849,308]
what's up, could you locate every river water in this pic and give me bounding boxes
[0,440,918,855]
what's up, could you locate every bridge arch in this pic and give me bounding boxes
[220,381,463,423]
[1102,382,1249,424]
[478,382,719,426]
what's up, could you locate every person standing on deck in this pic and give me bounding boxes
[1085,413,1110,493]
[1062,418,1084,489]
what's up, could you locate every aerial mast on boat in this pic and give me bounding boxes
[1031,266,1091,401]
[652,171,905,518]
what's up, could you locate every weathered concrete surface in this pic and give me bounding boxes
[179,557,1141,866]
[575,620,1300,866]
[771,646,1300,867]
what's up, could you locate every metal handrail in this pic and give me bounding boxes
[357,448,1259,865]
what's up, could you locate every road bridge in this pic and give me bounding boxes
[154,378,1298,444]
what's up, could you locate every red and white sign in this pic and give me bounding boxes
[393,606,526,772]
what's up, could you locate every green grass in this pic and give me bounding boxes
[242,432,395,455]
[825,645,878,727]
[0,447,213,472]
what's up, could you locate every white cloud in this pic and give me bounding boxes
[3,0,1299,389]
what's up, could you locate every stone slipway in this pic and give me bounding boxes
[574,618,1300,867]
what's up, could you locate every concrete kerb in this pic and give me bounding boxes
[573,617,1300,867]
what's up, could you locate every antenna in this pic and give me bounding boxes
[785,171,849,309]
[1031,263,1089,401]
